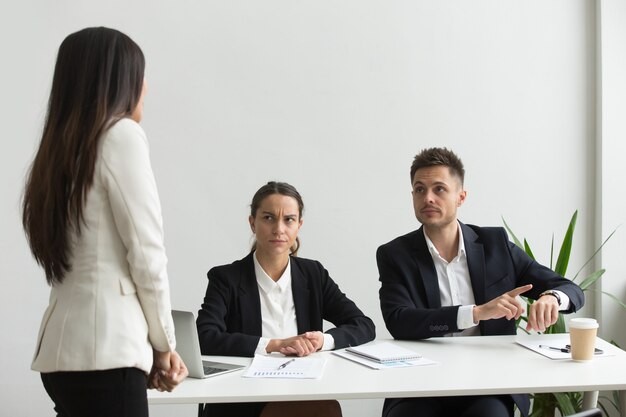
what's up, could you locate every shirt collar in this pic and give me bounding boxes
[423,221,466,260]
[253,251,292,294]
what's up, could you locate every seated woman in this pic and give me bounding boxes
[197,181,376,417]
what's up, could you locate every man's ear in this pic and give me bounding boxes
[458,189,467,207]
[248,215,255,233]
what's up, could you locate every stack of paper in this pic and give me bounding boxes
[334,342,437,369]
[346,342,422,363]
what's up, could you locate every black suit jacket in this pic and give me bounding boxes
[377,222,584,417]
[197,252,375,357]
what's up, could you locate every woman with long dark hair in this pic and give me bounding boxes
[23,27,187,416]
[196,181,376,417]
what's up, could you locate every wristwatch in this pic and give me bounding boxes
[539,290,561,306]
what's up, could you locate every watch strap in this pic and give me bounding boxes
[540,290,561,306]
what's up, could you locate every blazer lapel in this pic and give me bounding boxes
[290,258,311,334]
[413,228,442,308]
[462,223,486,305]
[239,253,263,336]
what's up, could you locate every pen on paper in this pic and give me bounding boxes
[277,358,295,370]
[538,344,570,353]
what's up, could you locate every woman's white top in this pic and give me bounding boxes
[31,118,176,374]
[253,252,334,354]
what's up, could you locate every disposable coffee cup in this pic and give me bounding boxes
[569,318,599,362]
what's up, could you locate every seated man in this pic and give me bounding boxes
[377,147,584,417]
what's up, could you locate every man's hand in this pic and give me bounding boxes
[526,293,560,332]
[266,332,324,357]
[473,284,532,324]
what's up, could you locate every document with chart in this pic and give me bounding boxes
[243,355,327,379]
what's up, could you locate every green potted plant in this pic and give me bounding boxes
[503,210,625,417]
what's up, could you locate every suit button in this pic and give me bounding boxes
[429,325,435,331]
[443,325,449,331]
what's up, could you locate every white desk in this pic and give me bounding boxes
[149,335,626,416]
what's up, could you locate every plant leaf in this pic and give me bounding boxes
[572,227,619,281]
[582,288,626,310]
[554,392,577,415]
[550,234,555,270]
[598,393,619,415]
[554,211,578,276]
[599,291,626,310]
[530,393,557,417]
[578,269,606,290]
[523,239,536,260]
[502,217,523,249]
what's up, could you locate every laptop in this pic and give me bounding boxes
[172,310,244,379]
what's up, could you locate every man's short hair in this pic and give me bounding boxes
[410,147,465,184]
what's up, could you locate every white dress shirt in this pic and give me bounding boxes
[424,222,570,337]
[253,252,334,354]
[424,225,479,336]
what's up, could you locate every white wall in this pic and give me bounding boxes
[598,0,626,351]
[0,1,611,416]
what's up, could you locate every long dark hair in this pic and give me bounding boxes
[250,181,304,256]
[22,27,145,285]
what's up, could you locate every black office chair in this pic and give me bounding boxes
[565,409,603,417]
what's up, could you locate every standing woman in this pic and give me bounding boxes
[197,181,376,417]
[22,27,187,417]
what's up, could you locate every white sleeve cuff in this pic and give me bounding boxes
[458,304,478,329]
[554,290,571,311]
[321,333,335,351]
[255,337,271,355]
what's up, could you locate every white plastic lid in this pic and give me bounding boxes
[569,318,599,329]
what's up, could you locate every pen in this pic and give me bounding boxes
[276,358,295,370]
[539,344,570,353]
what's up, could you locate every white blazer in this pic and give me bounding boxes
[32,118,176,374]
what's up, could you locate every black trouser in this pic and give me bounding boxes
[41,368,148,417]
[383,395,514,417]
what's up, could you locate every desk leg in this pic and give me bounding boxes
[620,390,625,417]
[581,391,599,410]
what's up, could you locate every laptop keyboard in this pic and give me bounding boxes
[203,365,225,375]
